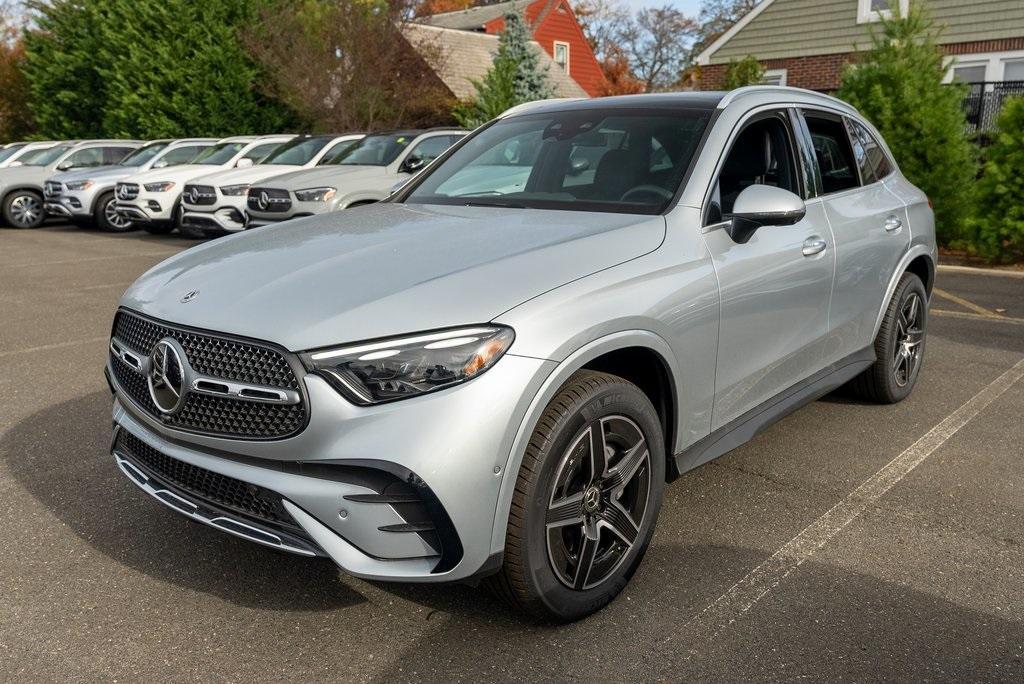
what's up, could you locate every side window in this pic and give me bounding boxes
[102,147,135,164]
[803,111,860,194]
[845,118,893,184]
[62,147,106,169]
[160,145,207,166]
[244,142,282,163]
[708,111,801,222]
[407,135,461,165]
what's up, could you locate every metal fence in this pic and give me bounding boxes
[962,81,1024,134]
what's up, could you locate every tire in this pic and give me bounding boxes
[487,370,665,622]
[177,221,206,239]
[2,190,46,228]
[848,272,927,403]
[95,191,134,232]
[143,223,175,235]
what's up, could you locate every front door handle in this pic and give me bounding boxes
[802,236,827,257]
[884,215,903,232]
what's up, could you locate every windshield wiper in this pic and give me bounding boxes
[462,200,527,209]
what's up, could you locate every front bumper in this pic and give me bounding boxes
[246,199,334,226]
[115,191,179,224]
[182,196,247,233]
[44,189,98,219]
[108,351,553,582]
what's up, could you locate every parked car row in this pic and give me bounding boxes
[0,129,468,235]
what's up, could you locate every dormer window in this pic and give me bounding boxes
[554,41,570,74]
[857,0,909,24]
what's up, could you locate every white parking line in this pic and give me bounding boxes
[0,336,108,359]
[938,264,1024,279]
[662,356,1024,661]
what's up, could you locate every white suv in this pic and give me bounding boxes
[44,139,217,232]
[245,130,465,226]
[179,134,364,238]
[115,135,293,234]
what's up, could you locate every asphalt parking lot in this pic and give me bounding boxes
[1,225,1022,682]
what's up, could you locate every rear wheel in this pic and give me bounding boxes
[95,191,134,232]
[2,190,45,228]
[488,371,665,622]
[848,272,927,403]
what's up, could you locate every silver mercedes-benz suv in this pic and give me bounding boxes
[106,88,936,622]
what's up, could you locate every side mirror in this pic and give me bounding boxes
[152,159,169,169]
[236,157,255,169]
[726,185,806,244]
[400,155,426,174]
[8,160,22,167]
[56,162,72,171]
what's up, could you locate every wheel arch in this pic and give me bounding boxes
[872,246,936,339]
[488,330,682,557]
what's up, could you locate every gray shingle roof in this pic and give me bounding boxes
[404,23,588,100]
[418,0,534,30]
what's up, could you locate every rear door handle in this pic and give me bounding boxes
[884,215,903,232]
[802,236,827,257]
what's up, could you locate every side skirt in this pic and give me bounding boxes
[674,347,876,475]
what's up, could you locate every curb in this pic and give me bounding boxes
[937,264,1024,279]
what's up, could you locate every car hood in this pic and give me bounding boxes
[52,165,140,184]
[0,165,47,186]
[191,164,305,186]
[126,164,225,184]
[256,165,385,190]
[121,202,666,351]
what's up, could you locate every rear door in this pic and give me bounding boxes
[702,108,836,429]
[797,109,909,364]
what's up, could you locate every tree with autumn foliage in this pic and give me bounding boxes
[0,2,33,141]
[413,0,474,16]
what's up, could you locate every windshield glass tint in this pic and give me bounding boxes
[404,109,709,214]
[119,142,168,166]
[194,142,246,165]
[0,144,26,163]
[261,137,330,165]
[23,145,73,166]
[333,133,415,166]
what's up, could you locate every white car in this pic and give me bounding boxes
[0,141,76,169]
[115,135,294,235]
[43,139,217,232]
[245,129,465,226]
[179,134,364,238]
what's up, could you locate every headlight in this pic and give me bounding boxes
[302,326,514,405]
[65,180,93,191]
[143,181,175,192]
[220,184,250,196]
[294,186,336,202]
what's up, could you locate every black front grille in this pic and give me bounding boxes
[117,183,139,200]
[110,310,308,440]
[247,187,292,213]
[116,430,296,528]
[184,184,216,205]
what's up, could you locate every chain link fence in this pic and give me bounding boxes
[962,81,1024,134]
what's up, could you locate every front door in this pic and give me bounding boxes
[702,109,836,430]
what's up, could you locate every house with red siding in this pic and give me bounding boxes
[419,0,604,97]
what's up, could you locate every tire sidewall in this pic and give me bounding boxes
[523,382,665,621]
[880,274,928,401]
[3,190,45,229]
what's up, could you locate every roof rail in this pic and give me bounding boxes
[717,86,858,114]
[499,98,586,119]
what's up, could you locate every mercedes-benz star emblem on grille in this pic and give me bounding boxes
[257,191,270,211]
[180,290,199,303]
[189,187,200,204]
[147,338,187,415]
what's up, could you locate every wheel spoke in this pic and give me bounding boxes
[604,439,648,492]
[600,501,640,546]
[587,421,609,481]
[573,533,600,590]
[546,492,584,529]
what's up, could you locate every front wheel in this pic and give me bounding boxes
[2,190,46,228]
[95,191,134,232]
[488,371,665,622]
[848,272,927,403]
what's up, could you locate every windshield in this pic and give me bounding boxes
[404,109,710,214]
[333,133,416,166]
[119,142,168,166]
[0,143,26,163]
[193,142,246,165]
[22,144,74,167]
[317,138,361,165]
[261,137,331,165]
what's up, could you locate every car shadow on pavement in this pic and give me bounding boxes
[1,391,367,612]
[368,542,1024,682]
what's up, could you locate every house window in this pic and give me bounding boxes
[761,69,787,86]
[1005,60,1024,83]
[952,64,987,84]
[857,0,908,24]
[553,41,569,74]
[943,51,1024,84]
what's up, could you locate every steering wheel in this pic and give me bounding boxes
[620,185,673,203]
